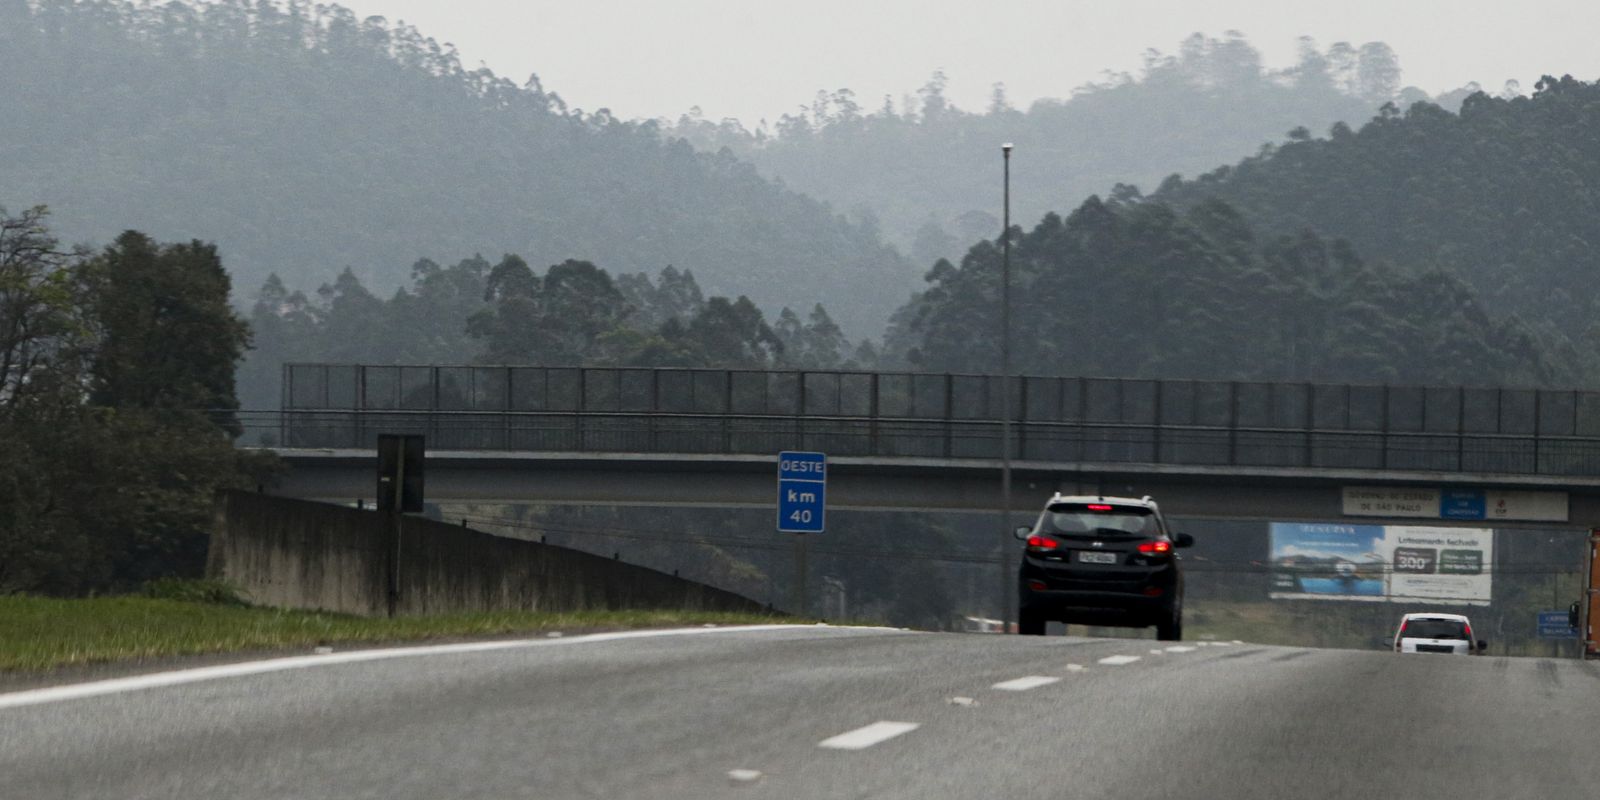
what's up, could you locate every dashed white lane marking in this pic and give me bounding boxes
[0,624,901,711]
[992,675,1061,691]
[1149,649,1165,655]
[1098,655,1142,666]
[818,721,920,750]
[1164,646,1197,653]
[1065,663,1087,672]
[727,769,764,784]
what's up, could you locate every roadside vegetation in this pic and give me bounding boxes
[0,583,794,673]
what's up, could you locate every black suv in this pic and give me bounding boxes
[1016,495,1194,640]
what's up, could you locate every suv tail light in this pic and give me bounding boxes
[1026,535,1060,551]
[1137,540,1172,555]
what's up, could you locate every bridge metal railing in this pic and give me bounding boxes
[259,364,1600,477]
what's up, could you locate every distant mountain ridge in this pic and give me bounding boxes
[0,0,913,335]
[1152,75,1600,347]
[665,33,1464,267]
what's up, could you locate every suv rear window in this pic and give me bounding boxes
[1040,504,1158,536]
[1401,619,1468,640]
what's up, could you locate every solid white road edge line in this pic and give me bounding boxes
[0,624,903,711]
[991,675,1062,691]
[817,721,920,750]
[1097,655,1142,666]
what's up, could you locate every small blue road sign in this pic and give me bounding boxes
[777,451,826,534]
[1440,490,1487,520]
[1538,610,1578,639]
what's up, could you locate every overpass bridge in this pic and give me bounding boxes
[253,364,1600,527]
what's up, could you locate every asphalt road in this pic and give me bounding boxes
[3,625,1598,799]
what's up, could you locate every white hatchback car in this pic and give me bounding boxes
[1392,613,1486,655]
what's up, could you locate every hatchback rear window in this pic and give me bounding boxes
[1401,619,1468,640]
[1040,504,1157,536]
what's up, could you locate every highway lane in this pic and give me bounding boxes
[3,625,1598,799]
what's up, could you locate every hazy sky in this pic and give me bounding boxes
[343,0,1600,124]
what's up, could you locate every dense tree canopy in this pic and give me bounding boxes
[0,0,913,336]
[0,207,258,594]
[888,196,1563,387]
[242,256,871,408]
[1152,75,1600,342]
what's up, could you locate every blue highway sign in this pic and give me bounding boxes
[777,451,826,534]
[1538,610,1578,640]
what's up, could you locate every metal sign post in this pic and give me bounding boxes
[778,451,826,617]
[377,434,425,617]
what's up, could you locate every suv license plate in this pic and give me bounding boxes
[1077,551,1118,565]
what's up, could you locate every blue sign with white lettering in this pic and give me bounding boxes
[1441,490,1487,520]
[1538,610,1578,639]
[777,451,826,534]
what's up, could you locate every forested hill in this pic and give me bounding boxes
[1152,75,1600,337]
[668,34,1443,266]
[886,196,1569,387]
[0,0,912,336]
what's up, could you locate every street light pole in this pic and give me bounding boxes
[999,142,1014,632]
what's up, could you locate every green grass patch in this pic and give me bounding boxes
[0,594,794,673]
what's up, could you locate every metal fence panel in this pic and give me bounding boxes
[437,367,472,411]
[1122,380,1156,424]
[1194,382,1231,426]
[1311,384,1348,430]
[1540,391,1576,436]
[691,370,728,414]
[1577,393,1600,436]
[273,365,1600,478]
[1084,379,1121,423]
[619,369,653,412]
[1026,377,1062,422]
[1501,390,1536,435]
[840,373,872,416]
[1348,385,1384,431]
[1160,381,1195,425]
[473,368,508,411]
[912,374,948,419]
[950,375,987,420]
[805,372,843,416]
[1463,388,1500,433]
[1387,386,1423,433]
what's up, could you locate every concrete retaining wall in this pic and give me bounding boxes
[207,491,767,616]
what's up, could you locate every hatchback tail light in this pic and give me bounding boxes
[1137,540,1172,555]
[1026,535,1060,551]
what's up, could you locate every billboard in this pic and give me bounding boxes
[1270,522,1492,605]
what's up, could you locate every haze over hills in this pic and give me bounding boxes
[1152,75,1600,345]
[0,0,913,336]
[882,195,1566,387]
[665,33,1488,264]
[4,0,1589,391]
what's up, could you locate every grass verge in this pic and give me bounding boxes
[0,594,793,673]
